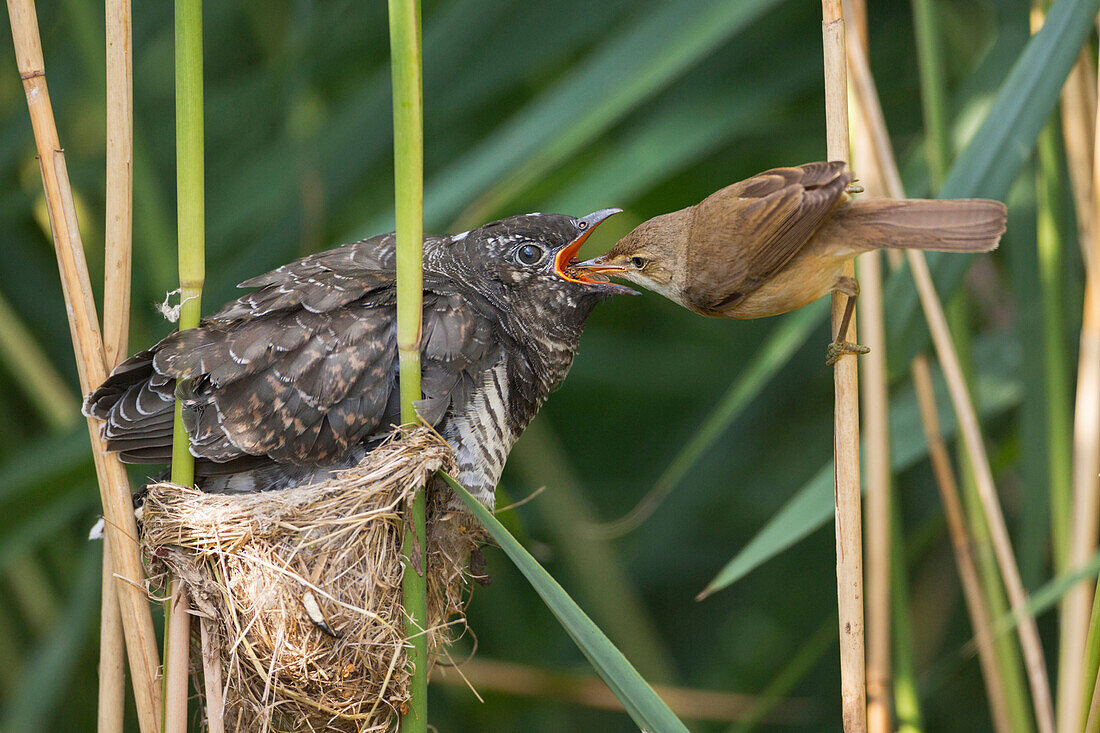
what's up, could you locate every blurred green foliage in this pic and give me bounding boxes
[0,0,1084,730]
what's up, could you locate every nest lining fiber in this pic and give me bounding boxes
[140,427,486,732]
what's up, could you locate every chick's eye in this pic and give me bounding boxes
[631,256,648,269]
[516,243,546,266]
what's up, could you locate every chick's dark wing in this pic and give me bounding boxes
[684,161,851,313]
[84,235,498,469]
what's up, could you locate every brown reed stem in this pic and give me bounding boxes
[1062,42,1100,733]
[1061,49,1097,265]
[4,3,163,731]
[98,0,132,730]
[1087,670,1100,733]
[844,24,1014,733]
[200,619,225,733]
[914,356,1014,732]
[845,6,890,731]
[907,252,1055,732]
[103,0,132,370]
[821,3,867,730]
[98,537,125,733]
[430,658,814,725]
[164,582,191,732]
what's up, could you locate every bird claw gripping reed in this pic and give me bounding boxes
[139,427,486,732]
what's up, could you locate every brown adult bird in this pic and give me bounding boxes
[83,210,632,507]
[572,161,1006,363]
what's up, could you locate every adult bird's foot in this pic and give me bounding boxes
[826,340,870,366]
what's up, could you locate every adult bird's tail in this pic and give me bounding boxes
[840,198,1006,252]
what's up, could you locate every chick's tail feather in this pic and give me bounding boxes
[842,198,1006,253]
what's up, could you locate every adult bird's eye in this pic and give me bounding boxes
[631,256,648,269]
[517,243,546,266]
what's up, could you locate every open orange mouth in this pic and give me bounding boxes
[554,208,621,285]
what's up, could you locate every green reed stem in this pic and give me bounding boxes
[1036,122,1073,571]
[388,0,427,728]
[166,2,204,729]
[890,505,924,733]
[170,0,204,489]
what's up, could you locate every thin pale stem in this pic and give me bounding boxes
[431,658,812,725]
[845,8,890,730]
[1065,42,1100,733]
[98,537,125,733]
[99,1,132,729]
[907,251,1055,733]
[200,620,225,733]
[388,0,427,729]
[821,3,866,731]
[104,0,132,370]
[163,583,191,732]
[1088,656,1100,733]
[1061,49,1097,265]
[913,356,1013,733]
[5,3,162,730]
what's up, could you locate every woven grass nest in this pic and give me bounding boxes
[140,427,487,732]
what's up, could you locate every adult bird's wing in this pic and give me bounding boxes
[83,234,499,474]
[683,161,851,313]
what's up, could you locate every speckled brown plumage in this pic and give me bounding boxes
[84,211,631,505]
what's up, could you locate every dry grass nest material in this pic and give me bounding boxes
[140,427,487,732]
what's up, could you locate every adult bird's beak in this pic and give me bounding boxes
[553,209,637,295]
[571,253,628,274]
[554,208,622,284]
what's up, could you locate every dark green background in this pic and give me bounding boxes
[0,0,1069,730]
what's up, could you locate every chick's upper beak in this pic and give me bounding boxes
[554,208,621,283]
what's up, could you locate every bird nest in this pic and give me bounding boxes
[140,427,486,732]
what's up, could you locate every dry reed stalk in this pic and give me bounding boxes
[1061,49,1097,265]
[1088,672,1100,733]
[844,28,1055,732]
[1061,42,1100,733]
[164,582,191,732]
[103,0,132,368]
[200,620,226,733]
[98,538,125,733]
[909,238,1055,733]
[821,3,867,730]
[844,27,1014,733]
[430,658,815,725]
[98,1,133,730]
[913,356,1014,733]
[4,2,162,731]
[844,7,890,731]
[1076,279,1100,733]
